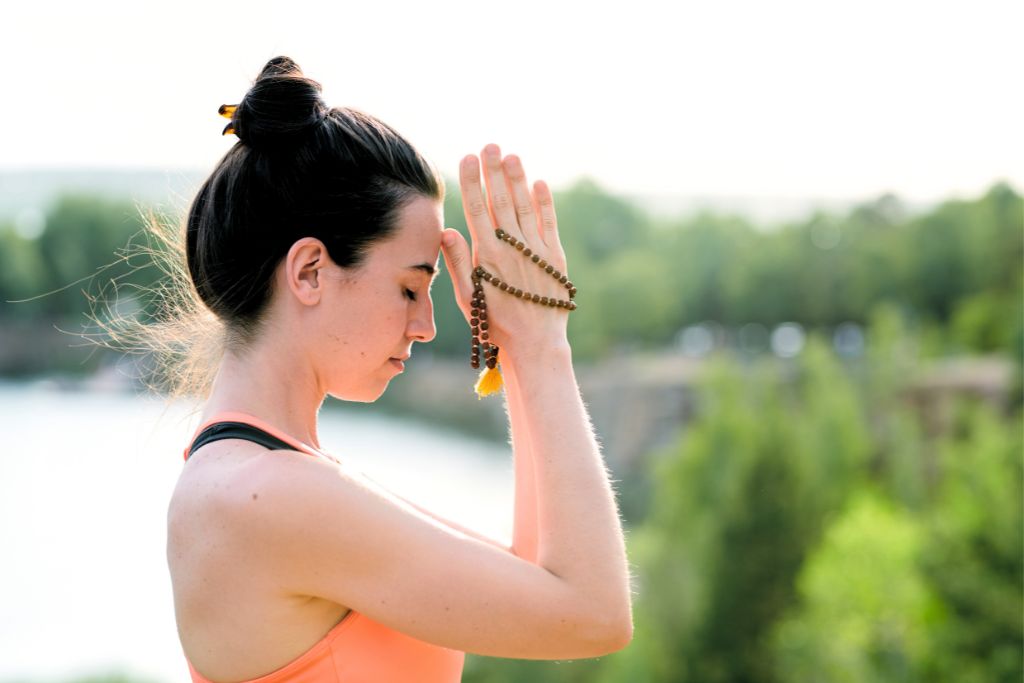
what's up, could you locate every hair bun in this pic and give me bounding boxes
[230,56,329,149]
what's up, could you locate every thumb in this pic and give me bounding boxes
[440,228,474,317]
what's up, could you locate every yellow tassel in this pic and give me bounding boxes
[474,357,504,399]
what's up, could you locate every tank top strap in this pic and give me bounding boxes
[182,411,340,464]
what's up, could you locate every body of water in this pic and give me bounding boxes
[0,382,514,683]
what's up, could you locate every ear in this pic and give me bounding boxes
[284,237,329,306]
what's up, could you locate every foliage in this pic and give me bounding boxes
[769,489,940,682]
[2,181,1020,369]
[916,398,1024,683]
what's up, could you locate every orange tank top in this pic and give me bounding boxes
[179,411,466,683]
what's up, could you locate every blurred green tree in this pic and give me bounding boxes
[769,488,940,682]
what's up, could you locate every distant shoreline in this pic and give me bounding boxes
[0,167,980,228]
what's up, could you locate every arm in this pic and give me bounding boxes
[358,470,513,554]
[502,340,633,638]
[361,362,540,564]
[502,356,540,564]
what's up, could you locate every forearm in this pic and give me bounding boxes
[501,356,540,564]
[503,341,632,627]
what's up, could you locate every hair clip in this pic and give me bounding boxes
[219,103,238,136]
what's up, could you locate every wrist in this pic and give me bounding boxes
[499,335,571,365]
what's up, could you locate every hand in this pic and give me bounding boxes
[440,143,571,359]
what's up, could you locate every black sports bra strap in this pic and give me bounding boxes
[185,421,298,461]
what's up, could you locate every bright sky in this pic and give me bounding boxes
[4,0,1021,203]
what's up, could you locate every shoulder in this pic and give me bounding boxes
[172,441,345,530]
[214,445,368,544]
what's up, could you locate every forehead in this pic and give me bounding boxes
[373,195,443,270]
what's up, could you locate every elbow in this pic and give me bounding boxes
[585,607,634,657]
[603,616,634,654]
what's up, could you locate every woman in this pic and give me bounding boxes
[166,56,633,683]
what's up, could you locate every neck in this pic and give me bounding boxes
[201,340,326,449]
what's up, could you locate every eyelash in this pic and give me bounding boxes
[405,289,418,302]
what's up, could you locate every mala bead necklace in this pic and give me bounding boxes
[470,227,578,398]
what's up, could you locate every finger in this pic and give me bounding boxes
[534,179,560,253]
[502,154,546,250]
[481,143,529,246]
[440,228,473,318]
[458,154,494,261]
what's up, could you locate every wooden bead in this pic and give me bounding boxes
[532,294,540,302]
[531,255,540,263]
[539,259,547,268]
[480,322,489,330]
[499,282,508,291]
[523,248,532,257]
[486,357,497,369]
[559,275,568,284]
[545,265,554,274]
[481,332,489,340]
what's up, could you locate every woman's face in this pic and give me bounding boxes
[315,194,444,402]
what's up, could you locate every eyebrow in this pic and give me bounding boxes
[407,261,441,279]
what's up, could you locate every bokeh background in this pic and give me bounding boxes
[1,1,1021,682]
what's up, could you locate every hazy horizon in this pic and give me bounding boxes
[2,167,1006,231]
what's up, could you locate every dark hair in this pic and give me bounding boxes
[91,56,444,401]
[188,55,444,347]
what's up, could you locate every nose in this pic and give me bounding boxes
[407,294,437,343]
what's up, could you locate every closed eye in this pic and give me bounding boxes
[405,289,417,302]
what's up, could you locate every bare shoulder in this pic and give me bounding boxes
[168,444,356,681]
[219,448,630,659]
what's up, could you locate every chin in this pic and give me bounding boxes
[327,383,388,404]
